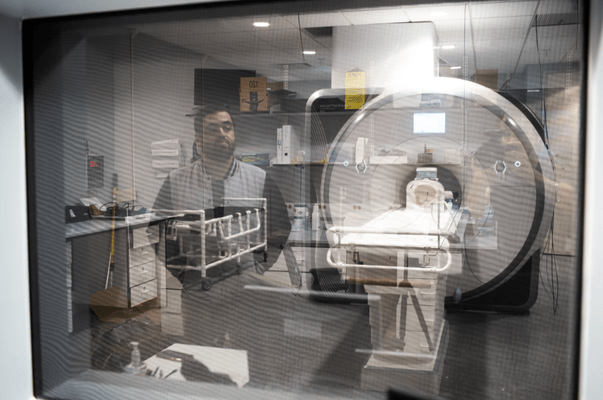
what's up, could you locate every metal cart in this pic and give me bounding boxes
[155,198,267,291]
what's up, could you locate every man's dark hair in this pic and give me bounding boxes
[194,103,235,135]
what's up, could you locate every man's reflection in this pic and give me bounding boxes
[153,104,290,354]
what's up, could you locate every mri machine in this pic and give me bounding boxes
[316,78,555,390]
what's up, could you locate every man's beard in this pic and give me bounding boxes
[200,141,235,162]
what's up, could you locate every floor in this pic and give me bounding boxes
[86,254,579,400]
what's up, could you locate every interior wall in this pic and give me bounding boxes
[0,12,34,400]
[129,33,240,208]
[582,0,603,397]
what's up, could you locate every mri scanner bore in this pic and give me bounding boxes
[319,78,555,391]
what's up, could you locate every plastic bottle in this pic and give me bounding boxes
[131,342,141,375]
[124,341,146,375]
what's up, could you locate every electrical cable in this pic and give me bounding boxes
[540,212,559,314]
[463,228,486,284]
[535,14,560,314]
[535,19,551,149]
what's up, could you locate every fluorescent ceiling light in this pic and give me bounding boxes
[430,11,448,17]
[450,66,461,70]
[253,22,270,27]
[303,50,316,55]
[441,45,456,50]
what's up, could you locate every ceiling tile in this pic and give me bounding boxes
[219,40,272,54]
[536,0,578,15]
[403,4,467,22]
[432,19,470,32]
[531,24,580,39]
[436,30,469,42]
[253,28,312,49]
[341,8,409,25]
[471,15,533,31]
[134,19,244,37]
[172,39,234,55]
[469,1,537,19]
[202,31,262,44]
[472,27,531,41]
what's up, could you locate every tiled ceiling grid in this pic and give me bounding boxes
[132,0,580,86]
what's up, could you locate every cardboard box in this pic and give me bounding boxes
[240,76,268,112]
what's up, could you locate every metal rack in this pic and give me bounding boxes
[154,198,267,290]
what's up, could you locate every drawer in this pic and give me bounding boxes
[129,262,156,287]
[130,279,157,306]
[130,244,156,267]
[132,225,159,248]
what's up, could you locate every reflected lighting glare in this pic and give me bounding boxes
[303,50,316,55]
[253,22,270,27]
[441,45,456,50]
[450,66,461,70]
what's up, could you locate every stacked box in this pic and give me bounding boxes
[240,77,268,112]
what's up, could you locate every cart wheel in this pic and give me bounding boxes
[201,278,212,291]
[236,264,244,275]
[263,251,268,262]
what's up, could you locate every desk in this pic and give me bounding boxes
[65,214,166,332]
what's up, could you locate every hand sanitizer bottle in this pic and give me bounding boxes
[125,341,146,375]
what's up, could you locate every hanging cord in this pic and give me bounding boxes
[535,19,551,149]
[540,213,560,314]
[535,14,560,314]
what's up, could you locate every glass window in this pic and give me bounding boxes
[23,0,585,399]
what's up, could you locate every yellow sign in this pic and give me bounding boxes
[345,71,366,110]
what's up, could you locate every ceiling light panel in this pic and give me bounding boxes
[403,4,466,21]
[226,16,297,30]
[341,8,409,25]
[282,12,352,28]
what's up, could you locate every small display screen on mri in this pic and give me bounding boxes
[414,112,446,134]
